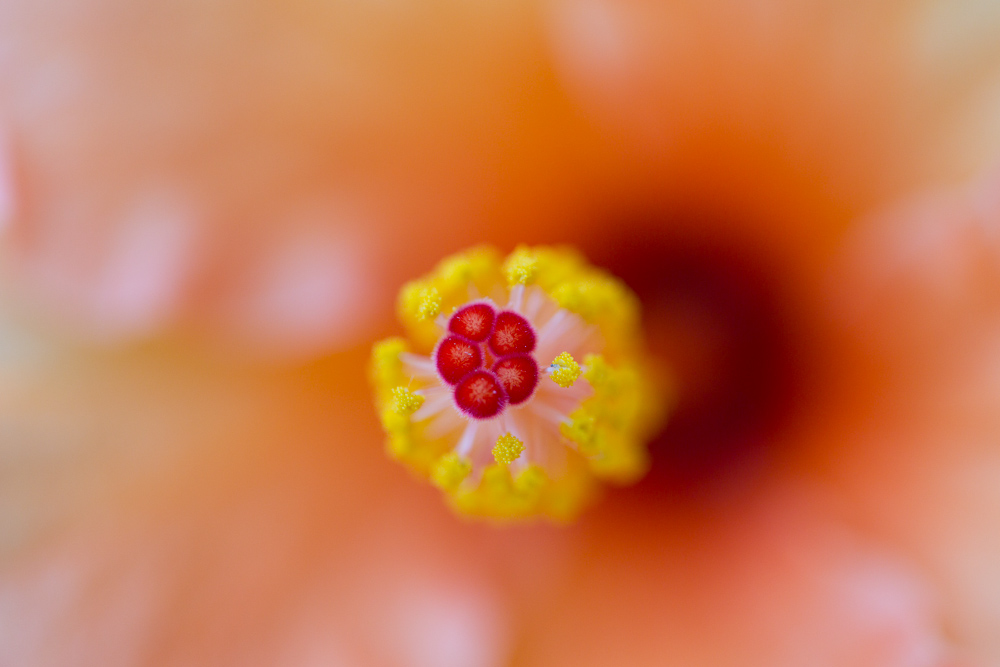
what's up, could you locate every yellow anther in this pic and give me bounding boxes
[502,246,538,286]
[582,353,611,389]
[437,245,498,289]
[551,279,604,319]
[386,431,414,459]
[432,453,472,491]
[391,386,424,414]
[551,281,583,313]
[492,432,525,465]
[398,281,422,316]
[560,408,598,452]
[515,465,547,497]
[548,352,581,388]
[416,287,441,320]
[437,256,475,286]
[379,406,409,433]
[589,432,650,483]
[372,337,406,369]
[399,282,442,321]
[370,337,407,394]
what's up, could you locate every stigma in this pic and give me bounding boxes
[370,246,665,521]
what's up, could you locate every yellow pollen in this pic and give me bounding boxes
[493,433,525,465]
[391,386,424,414]
[549,352,581,388]
[515,465,547,496]
[370,338,407,395]
[560,408,598,452]
[502,246,538,286]
[416,287,441,320]
[432,453,472,491]
[582,353,610,389]
[437,245,500,292]
[400,281,442,321]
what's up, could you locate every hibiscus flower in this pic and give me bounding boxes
[0,0,998,666]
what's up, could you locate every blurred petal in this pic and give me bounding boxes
[0,0,560,353]
[0,336,512,665]
[0,126,13,234]
[546,0,1000,199]
[824,167,1000,664]
[522,481,949,666]
[214,202,381,358]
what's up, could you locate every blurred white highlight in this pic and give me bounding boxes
[90,186,202,339]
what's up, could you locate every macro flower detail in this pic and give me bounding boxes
[370,246,664,520]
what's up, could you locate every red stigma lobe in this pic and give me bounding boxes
[448,302,496,343]
[488,311,536,356]
[454,370,507,419]
[492,354,539,405]
[435,335,483,385]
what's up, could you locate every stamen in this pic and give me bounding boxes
[455,421,480,457]
[508,283,525,312]
[547,352,581,388]
[493,433,525,465]
[503,246,538,286]
[582,353,610,388]
[391,386,425,414]
[418,289,442,320]
[529,401,573,428]
[432,453,472,491]
[537,309,570,344]
[370,339,409,405]
[400,282,442,321]
[411,387,453,422]
[399,352,438,380]
[522,286,546,321]
[560,408,598,452]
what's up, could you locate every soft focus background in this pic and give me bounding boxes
[1,1,1000,665]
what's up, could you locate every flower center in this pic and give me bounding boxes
[372,244,661,521]
[434,302,540,419]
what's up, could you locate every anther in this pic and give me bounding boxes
[493,433,525,465]
[432,453,472,491]
[502,246,538,286]
[391,386,425,414]
[401,282,442,321]
[548,352,581,388]
[416,287,442,320]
